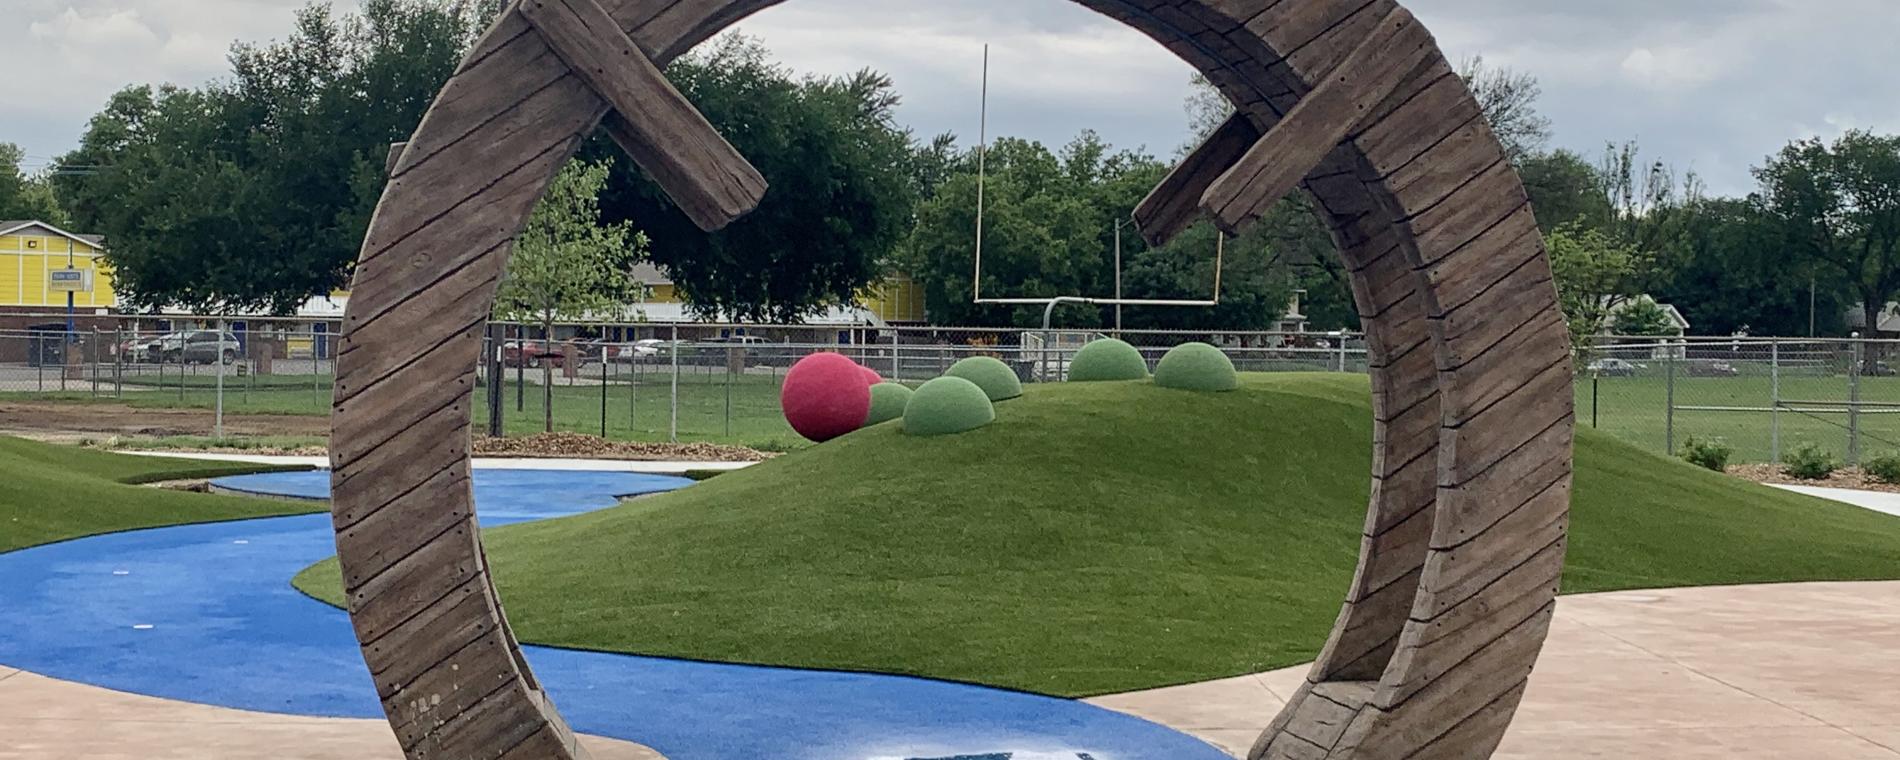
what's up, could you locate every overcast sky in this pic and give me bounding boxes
[8,0,1898,196]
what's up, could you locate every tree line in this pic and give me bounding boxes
[16,0,1900,340]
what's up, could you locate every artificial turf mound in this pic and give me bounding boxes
[946,356,1024,401]
[1154,342,1239,391]
[1068,339,1150,382]
[294,374,1900,697]
[0,438,316,553]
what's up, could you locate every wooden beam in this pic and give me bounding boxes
[1133,114,1261,247]
[1200,8,1434,235]
[518,0,766,232]
[386,142,408,175]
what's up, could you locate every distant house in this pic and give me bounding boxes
[1605,295,1690,337]
[1846,303,1900,336]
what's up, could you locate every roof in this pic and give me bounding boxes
[629,262,671,285]
[0,220,106,249]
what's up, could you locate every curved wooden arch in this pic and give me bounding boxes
[330,1,1574,758]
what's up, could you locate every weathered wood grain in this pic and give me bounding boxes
[1135,114,1263,246]
[520,0,765,231]
[1202,8,1433,233]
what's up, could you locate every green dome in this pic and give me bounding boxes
[946,356,1024,401]
[1153,342,1239,392]
[1067,339,1150,382]
[903,377,997,436]
[866,382,913,426]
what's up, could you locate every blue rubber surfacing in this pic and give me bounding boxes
[0,469,1230,760]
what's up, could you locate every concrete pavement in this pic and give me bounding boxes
[1089,581,1900,759]
[0,667,662,760]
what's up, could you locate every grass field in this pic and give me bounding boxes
[294,373,1900,697]
[1581,372,1900,462]
[0,438,317,553]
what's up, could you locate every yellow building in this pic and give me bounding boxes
[0,220,116,310]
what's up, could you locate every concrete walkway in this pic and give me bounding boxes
[1773,484,1900,518]
[1089,581,1900,759]
[0,667,662,760]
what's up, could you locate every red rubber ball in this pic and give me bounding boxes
[782,353,873,442]
[859,365,883,386]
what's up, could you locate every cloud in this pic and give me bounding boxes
[3,0,1897,197]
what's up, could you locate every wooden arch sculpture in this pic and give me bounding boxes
[330,0,1574,758]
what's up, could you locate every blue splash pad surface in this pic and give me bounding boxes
[0,469,1230,760]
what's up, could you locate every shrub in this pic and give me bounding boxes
[1782,443,1840,481]
[1678,437,1732,472]
[1864,453,1900,485]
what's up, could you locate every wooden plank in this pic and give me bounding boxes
[1202,8,1434,234]
[520,0,766,231]
[1440,362,1574,485]
[348,522,485,643]
[386,142,408,175]
[1402,161,1529,266]
[1435,266,1562,369]
[390,635,519,742]
[1415,206,1544,317]
[368,580,495,693]
[1408,681,1529,760]
[1133,114,1262,246]
[410,682,546,759]
[336,465,471,580]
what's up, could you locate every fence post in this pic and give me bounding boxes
[1770,340,1781,464]
[214,318,226,440]
[1849,337,1863,467]
[1590,375,1599,429]
[600,339,609,439]
[113,327,123,399]
[89,328,100,399]
[669,324,680,443]
[725,349,734,438]
[486,324,504,438]
[1664,349,1676,456]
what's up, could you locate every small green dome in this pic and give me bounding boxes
[1154,342,1239,392]
[903,377,997,436]
[866,382,913,426]
[946,356,1024,401]
[1068,339,1150,382]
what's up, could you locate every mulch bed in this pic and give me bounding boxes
[470,432,773,462]
[1727,463,1900,494]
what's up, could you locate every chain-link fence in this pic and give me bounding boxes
[0,322,1369,448]
[9,320,1871,463]
[1581,336,1900,466]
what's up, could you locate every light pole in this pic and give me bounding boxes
[1113,217,1137,337]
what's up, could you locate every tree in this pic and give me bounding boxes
[1754,131,1900,338]
[1458,56,1552,162]
[1518,149,1609,232]
[908,130,1304,332]
[1547,223,1650,347]
[0,144,66,224]
[589,35,916,322]
[1611,299,1677,337]
[494,159,644,431]
[55,0,494,314]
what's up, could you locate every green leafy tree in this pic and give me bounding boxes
[1519,149,1611,232]
[1611,299,1677,336]
[1754,131,1900,338]
[494,159,644,432]
[0,144,67,224]
[1547,223,1649,346]
[55,0,493,314]
[589,35,916,322]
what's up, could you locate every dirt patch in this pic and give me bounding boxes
[1728,463,1900,493]
[0,401,330,438]
[472,433,773,462]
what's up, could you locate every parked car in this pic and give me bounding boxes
[1586,358,1639,377]
[1684,360,1740,377]
[119,332,181,363]
[1859,360,1898,377]
[500,340,566,368]
[168,331,241,365]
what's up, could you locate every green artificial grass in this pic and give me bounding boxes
[902,377,996,437]
[866,382,913,426]
[945,356,1024,401]
[1154,342,1239,392]
[1068,339,1150,382]
[293,373,1900,697]
[0,437,317,553]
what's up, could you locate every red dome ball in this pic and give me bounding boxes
[781,353,873,442]
[859,365,883,387]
